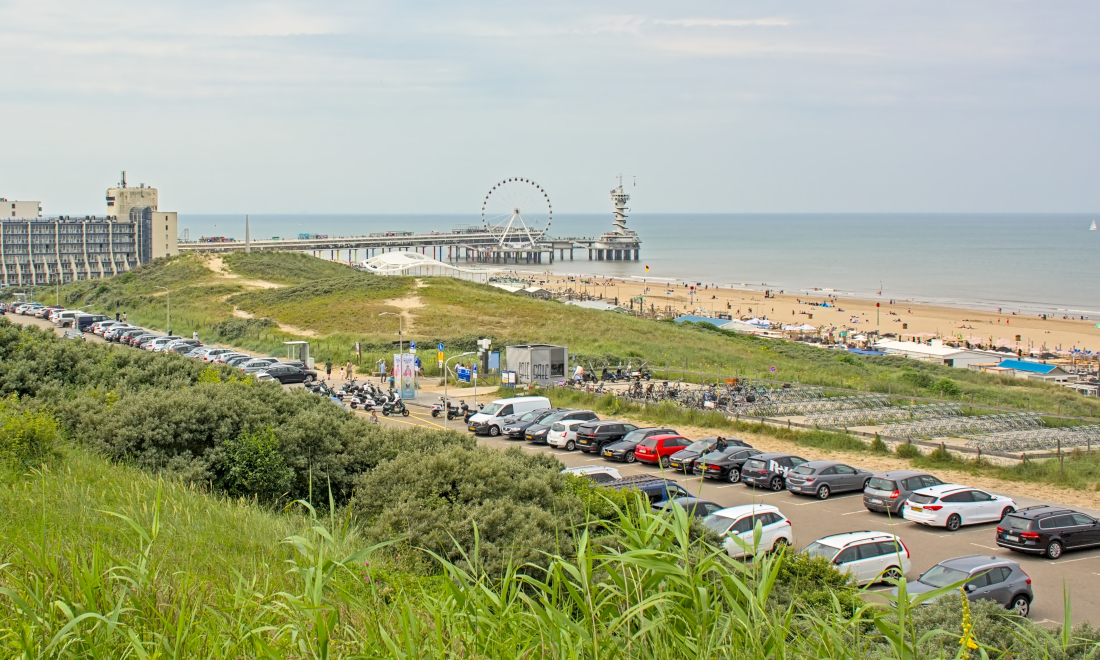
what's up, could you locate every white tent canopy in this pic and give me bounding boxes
[360,251,491,282]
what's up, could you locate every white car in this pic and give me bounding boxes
[902,484,1016,531]
[560,465,622,484]
[547,419,586,450]
[146,336,182,352]
[803,531,912,585]
[202,348,235,362]
[703,504,794,558]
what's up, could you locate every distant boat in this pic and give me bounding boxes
[1093,220,1098,231]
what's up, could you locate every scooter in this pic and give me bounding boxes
[462,402,483,424]
[382,399,410,417]
[431,397,462,419]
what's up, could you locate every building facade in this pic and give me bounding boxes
[1,199,42,218]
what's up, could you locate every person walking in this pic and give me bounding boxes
[193,330,199,341]
[325,358,333,381]
[339,364,346,381]
[346,361,354,381]
[115,312,120,322]
[379,359,387,383]
[122,312,127,322]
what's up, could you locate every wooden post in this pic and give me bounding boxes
[1058,436,1063,474]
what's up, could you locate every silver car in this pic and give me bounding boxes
[864,470,945,514]
[785,460,873,500]
[892,554,1034,617]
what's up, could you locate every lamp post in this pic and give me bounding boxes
[155,286,169,334]
[444,351,475,431]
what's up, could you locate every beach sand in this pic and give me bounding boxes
[512,272,1100,356]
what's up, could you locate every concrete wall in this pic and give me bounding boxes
[2,200,42,218]
[151,211,178,259]
[106,186,158,219]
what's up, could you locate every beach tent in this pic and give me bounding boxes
[745,318,772,327]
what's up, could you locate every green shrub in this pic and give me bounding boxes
[896,442,921,459]
[209,317,275,340]
[221,427,293,501]
[869,434,889,455]
[0,396,61,470]
[932,377,962,396]
[899,369,934,389]
[772,551,863,617]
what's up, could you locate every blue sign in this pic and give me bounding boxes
[473,364,478,379]
[410,341,416,349]
[438,343,444,351]
[456,366,471,383]
[488,350,500,370]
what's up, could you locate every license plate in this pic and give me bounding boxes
[526,435,533,439]
[603,451,613,457]
[868,498,881,504]
[670,462,681,468]
[1006,535,1019,542]
[910,506,923,512]
[468,426,476,431]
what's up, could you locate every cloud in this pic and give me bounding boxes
[652,18,790,28]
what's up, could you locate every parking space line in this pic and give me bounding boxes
[1049,555,1100,566]
[842,510,870,516]
[794,496,860,506]
[971,543,1001,552]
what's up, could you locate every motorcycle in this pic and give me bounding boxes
[431,397,462,419]
[382,399,410,417]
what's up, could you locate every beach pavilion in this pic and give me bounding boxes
[360,251,491,282]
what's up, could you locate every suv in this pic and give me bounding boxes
[575,421,639,454]
[603,475,690,508]
[600,427,679,463]
[702,504,794,558]
[694,446,763,483]
[740,453,808,491]
[803,531,911,585]
[634,434,692,468]
[896,555,1034,617]
[524,410,599,445]
[257,364,318,384]
[864,470,944,515]
[997,505,1100,559]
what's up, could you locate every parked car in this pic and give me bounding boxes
[703,504,794,558]
[740,453,809,491]
[165,339,202,353]
[468,396,553,436]
[603,475,691,508]
[217,352,250,364]
[668,437,748,474]
[239,357,281,373]
[129,333,158,348]
[225,354,255,367]
[501,408,556,439]
[119,329,151,345]
[35,305,64,319]
[864,470,945,515]
[803,531,911,585]
[75,314,108,332]
[893,555,1033,617]
[89,320,118,335]
[599,427,679,463]
[785,460,874,500]
[547,419,586,450]
[61,329,84,341]
[53,311,82,327]
[18,303,43,315]
[561,465,623,483]
[145,336,182,351]
[256,364,318,384]
[103,325,136,341]
[524,409,599,444]
[575,421,640,454]
[996,505,1100,559]
[902,484,1016,531]
[694,446,763,483]
[135,335,163,350]
[634,434,692,468]
[654,496,726,519]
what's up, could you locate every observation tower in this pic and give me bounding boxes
[592,176,641,260]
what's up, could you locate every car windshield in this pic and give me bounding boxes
[802,542,839,560]
[744,459,765,470]
[868,477,896,491]
[909,493,938,505]
[685,440,712,452]
[918,565,970,588]
[1000,515,1032,532]
[791,466,816,476]
[702,515,735,535]
[638,438,658,448]
[519,411,543,422]
[621,429,658,443]
[551,423,565,431]
[480,403,502,415]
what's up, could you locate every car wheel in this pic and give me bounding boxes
[1000,506,1015,521]
[1045,540,1063,560]
[862,478,871,490]
[1010,594,1031,618]
[945,514,962,531]
[304,375,315,384]
[727,469,741,484]
[625,451,636,463]
[771,537,789,553]
[565,440,575,451]
[660,456,671,469]
[769,477,784,492]
[817,485,831,500]
[488,425,500,437]
[882,566,903,582]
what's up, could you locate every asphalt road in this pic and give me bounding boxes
[376,400,1100,626]
[7,312,1096,624]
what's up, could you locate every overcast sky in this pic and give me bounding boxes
[2,1,1098,214]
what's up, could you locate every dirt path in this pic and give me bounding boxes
[203,255,283,289]
[231,307,319,338]
[383,280,427,334]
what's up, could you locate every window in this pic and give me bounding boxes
[940,491,973,503]
[869,478,897,491]
[498,405,514,416]
[876,540,903,556]
[818,466,837,475]
[970,491,994,502]
[790,457,807,467]
[989,567,1011,584]
[761,512,783,525]
[834,547,859,564]
[966,571,992,589]
[730,517,754,534]
[1040,515,1076,530]
[922,475,944,488]
[835,465,857,475]
[1072,514,1096,526]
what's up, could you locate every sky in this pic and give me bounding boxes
[1,1,1098,214]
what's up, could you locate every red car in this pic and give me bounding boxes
[634,434,692,468]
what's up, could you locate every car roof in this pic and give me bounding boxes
[710,504,781,520]
[649,433,686,440]
[800,460,845,469]
[937,555,1018,572]
[584,420,625,427]
[872,470,930,480]
[912,483,972,496]
[811,530,900,549]
[657,496,717,509]
[750,452,798,460]
[1011,505,1076,519]
[562,465,618,475]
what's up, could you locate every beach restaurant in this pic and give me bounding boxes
[873,339,1005,369]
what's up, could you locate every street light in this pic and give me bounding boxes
[155,286,169,334]
[444,351,476,431]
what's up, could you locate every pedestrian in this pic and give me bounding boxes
[346,361,354,381]
[115,312,120,322]
[193,330,199,341]
[379,359,387,383]
[339,364,346,380]
[325,358,333,380]
[122,312,127,322]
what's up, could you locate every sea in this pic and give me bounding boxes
[180,213,1100,316]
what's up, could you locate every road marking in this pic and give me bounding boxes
[1049,555,1100,565]
[794,496,860,506]
[585,458,607,462]
[971,543,1001,552]
[842,510,869,516]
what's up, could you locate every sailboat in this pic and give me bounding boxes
[1092,220,1098,231]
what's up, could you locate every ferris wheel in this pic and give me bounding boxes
[481,177,552,248]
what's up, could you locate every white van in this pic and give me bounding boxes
[468,396,552,436]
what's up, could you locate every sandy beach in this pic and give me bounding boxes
[506,271,1100,357]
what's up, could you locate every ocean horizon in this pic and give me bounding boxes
[179,213,1100,316]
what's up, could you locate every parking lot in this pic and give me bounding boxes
[374,399,1100,625]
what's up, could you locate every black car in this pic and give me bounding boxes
[600,427,679,463]
[997,505,1100,559]
[602,475,691,508]
[653,496,726,519]
[75,314,108,331]
[524,409,599,445]
[117,328,148,344]
[502,408,557,439]
[575,421,639,454]
[740,452,808,491]
[693,446,762,483]
[669,437,750,474]
[258,364,318,384]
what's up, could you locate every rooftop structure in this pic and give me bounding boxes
[874,339,1005,369]
[1,199,42,218]
[979,360,1073,382]
[360,250,490,282]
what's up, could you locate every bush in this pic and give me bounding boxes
[221,427,293,501]
[772,551,863,617]
[0,396,62,470]
[899,369,934,389]
[209,317,275,340]
[896,442,921,459]
[869,434,889,455]
[932,377,962,397]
